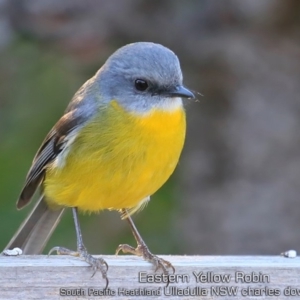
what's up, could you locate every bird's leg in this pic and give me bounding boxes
[49,207,108,287]
[116,209,175,275]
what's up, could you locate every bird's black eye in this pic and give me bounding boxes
[135,79,148,91]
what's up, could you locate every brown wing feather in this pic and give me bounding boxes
[17,110,88,209]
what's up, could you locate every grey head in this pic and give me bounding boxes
[95,42,194,113]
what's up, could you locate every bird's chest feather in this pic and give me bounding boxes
[45,101,186,211]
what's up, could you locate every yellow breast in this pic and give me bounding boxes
[44,100,186,212]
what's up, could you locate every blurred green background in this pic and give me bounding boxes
[1,0,300,256]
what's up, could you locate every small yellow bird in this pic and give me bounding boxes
[6,42,194,285]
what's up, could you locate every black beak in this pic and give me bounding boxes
[164,85,195,99]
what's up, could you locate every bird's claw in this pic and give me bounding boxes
[48,245,108,288]
[116,243,175,276]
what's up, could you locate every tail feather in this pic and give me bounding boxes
[5,196,64,254]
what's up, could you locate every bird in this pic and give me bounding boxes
[5,42,195,286]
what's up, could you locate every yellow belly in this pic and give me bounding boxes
[44,100,186,212]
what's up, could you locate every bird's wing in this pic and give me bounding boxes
[17,110,89,209]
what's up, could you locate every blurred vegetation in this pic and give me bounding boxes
[1,0,300,256]
[1,38,77,250]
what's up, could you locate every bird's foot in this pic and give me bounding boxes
[49,246,108,288]
[116,242,175,275]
